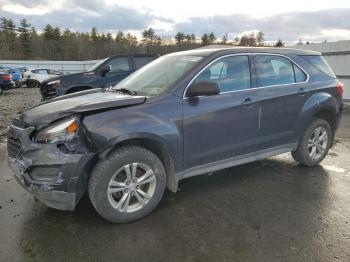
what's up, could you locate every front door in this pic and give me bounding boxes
[101,56,133,86]
[183,55,260,170]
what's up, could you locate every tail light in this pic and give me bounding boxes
[1,74,12,80]
[336,81,344,98]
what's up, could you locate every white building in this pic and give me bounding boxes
[295,40,350,100]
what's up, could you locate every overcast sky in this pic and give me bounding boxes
[0,0,350,43]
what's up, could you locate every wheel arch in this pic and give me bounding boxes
[298,92,339,144]
[313,109,337,134]
[97,134,178,193]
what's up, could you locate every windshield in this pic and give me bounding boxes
[114,54,204,96]
[87,58,108,72]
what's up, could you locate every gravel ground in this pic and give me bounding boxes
[0,88,41,142]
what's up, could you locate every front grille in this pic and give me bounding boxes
[7,134,22,158]
[40,82,58,100]
[7,119,32,159]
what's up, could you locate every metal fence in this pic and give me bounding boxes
[295,40,350,100]
[0,59,100,74]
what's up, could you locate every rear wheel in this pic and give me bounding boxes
[292,118,332,166]
[89,146,166,223]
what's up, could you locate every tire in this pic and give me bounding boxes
[89,146,166,223]
[292,118,332,166]
[27,79,39,88]
[0,86,3,95]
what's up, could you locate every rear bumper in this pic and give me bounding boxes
[7,123,95,210]
[334,104,343,137]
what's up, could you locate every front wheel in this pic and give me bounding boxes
[89,146,166,223]
[26,79,39,88]
[292,118,332,166]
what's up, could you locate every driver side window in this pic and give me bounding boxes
[194,55,251,93]
[106,57,130,72]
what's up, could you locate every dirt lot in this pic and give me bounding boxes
[0,88,41,142]
[0,88,349,262]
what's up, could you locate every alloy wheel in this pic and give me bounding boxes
[307,126,328,160]
[107,163,156,213]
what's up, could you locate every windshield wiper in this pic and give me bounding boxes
[114,87,138,96]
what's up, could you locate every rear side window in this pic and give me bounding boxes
[133,56,155,69]
[293,64,307,82]
[301,55,336,78]
[255,55,307,87]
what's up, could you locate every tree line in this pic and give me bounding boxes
[0,17,285,61]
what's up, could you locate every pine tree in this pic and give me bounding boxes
[257,31,265,46]
[53,27,61,40]
[90,27,98,41]
[201,33,209,45]
[0,17,17,52]
[191,34,196,43]
[275,39,284,47]
[222,33,228,44]
[185,34,192,43]
[175,32,185,45]
[30,26,38,38]
[115,31,125,44]
[43,24,54,40]
[142,28,157,45]
[17,18,32,58]
[209,32,216,44]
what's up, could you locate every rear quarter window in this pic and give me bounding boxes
[301,55,336,78]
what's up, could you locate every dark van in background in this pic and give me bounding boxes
[39,54,158,100]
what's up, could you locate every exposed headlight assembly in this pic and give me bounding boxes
[35,117,79,144]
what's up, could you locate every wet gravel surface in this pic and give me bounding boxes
[0,88,41,142]
[0,89,349,262]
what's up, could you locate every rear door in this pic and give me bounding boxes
[253,54,309,151]
[183,55,260,169]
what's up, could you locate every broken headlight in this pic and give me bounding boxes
[35,117,79,144]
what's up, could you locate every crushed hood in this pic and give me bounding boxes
[22,89,146,128]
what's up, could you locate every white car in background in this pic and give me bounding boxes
[23,68,63,88]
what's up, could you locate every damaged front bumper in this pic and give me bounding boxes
[7,123,95,211]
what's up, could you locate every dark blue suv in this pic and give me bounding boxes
[39,54,158,100]
[7,47,343,223]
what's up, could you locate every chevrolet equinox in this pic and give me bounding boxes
[7,47,343,223]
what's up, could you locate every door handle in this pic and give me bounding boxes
[242,98,255,107]
[298,88,305,96]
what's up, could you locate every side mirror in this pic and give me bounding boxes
[100,65,111,76]
[186,81,220,97]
